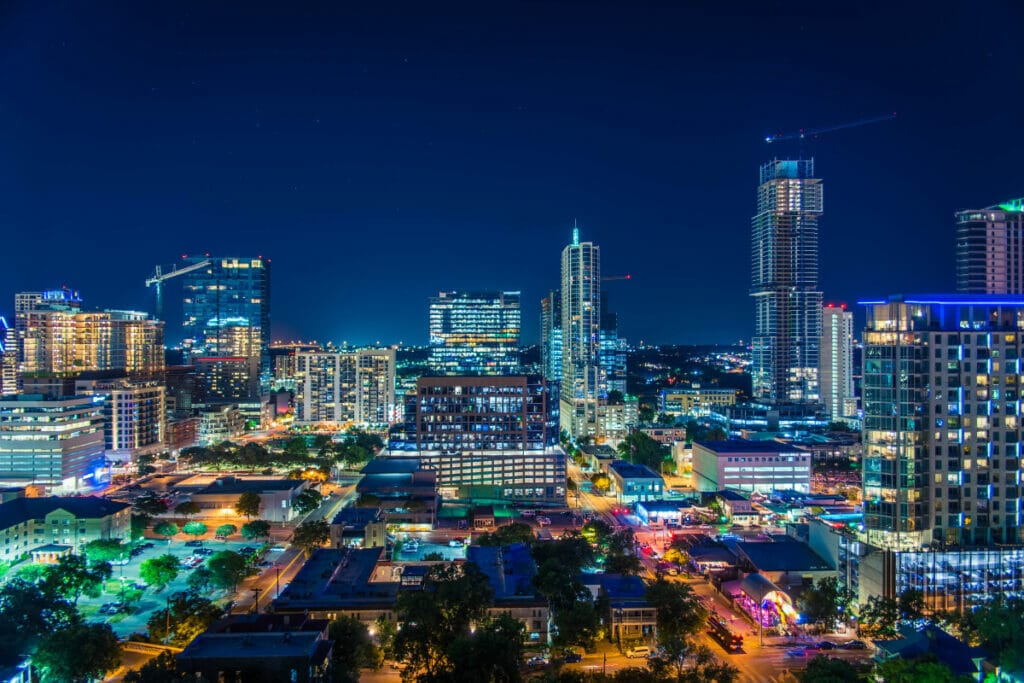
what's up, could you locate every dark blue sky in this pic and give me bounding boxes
[2,1,1022,346]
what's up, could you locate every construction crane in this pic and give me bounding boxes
[145,258,211,319]
[602,274,633,282]
[764,112,897,144]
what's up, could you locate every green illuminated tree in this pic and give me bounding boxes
[182,521,208,539]
[140,554,180,591]
[153,521,179,542]
[34,622,121,682]
[42,553,112,605]
[83,538,128,565]
[215,524,237,539]
[241,520,271,540]
[207,551,252,592]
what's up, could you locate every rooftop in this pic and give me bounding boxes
[178,630,326,661]
[735,540,833,572]
[330,506,383,527]
[0,496,130,531]
[694,439,801,454]
[194,477,303,496]
[636,499,691,512]
[361,457,422,475]
[467,543,540,601]
[609,460,662,479]
[859,293,1024,306]
[716,490,750,502]
[272,547,398,611]
[874,623,990,677]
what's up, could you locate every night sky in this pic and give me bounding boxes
[2,1,1023,346]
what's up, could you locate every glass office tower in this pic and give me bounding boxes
[428,291,521,376]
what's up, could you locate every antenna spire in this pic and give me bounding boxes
[572,218,580,246]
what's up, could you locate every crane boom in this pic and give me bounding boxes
[145,259,211,287]
[146,259,211,319]
[764,112,896,144]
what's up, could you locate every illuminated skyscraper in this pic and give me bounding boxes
[956,199,1024,294]
[540,290,562,382]
[0,317,16,396]
[819,304,855,421]
[751,159,823,404]
[295,349,396,426]
[428,291,520,376]
[561,225,601,437]
[182,257,270,396]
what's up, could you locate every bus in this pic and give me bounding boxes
[707,615,743,652]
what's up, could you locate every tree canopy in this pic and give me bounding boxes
[292,488,323,516]
[329,615,382,683]
[241,520,272,540]
[147,590,223,646]
[83,538,128,564]
[153,521,179,541]
[291,519,330,555]
[206,551,252,591]
[234,491,262,519]
[475,522,536,547]
[42,553,112,605]
[33,621,121,682]
[140,554,181,591]
[0,579,79,666]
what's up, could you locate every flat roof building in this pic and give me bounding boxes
[692,439,811,494]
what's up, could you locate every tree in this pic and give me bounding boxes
[207,551,251,591]
[292,488,323,516]
[329,614,382,682]
[182,521,208,539]
[858,595,899,639]
[140,554,181,591]
[475,522,536,547]
[956,596,1024,671]
[797,576,850,631]
[124,651,199,683]
[83,538,128,565]
[877,654,969,683]
[241,520,271,540]
[215,523,237,539]
[898,588,926,622]
[147,590,223,646]
[292,519,330,556]
[448,612,526,682]
[153,521,179,542]
[34,622,121,682]
[604,529,642,575]
[174,501,201,518]
[187,566,215,593]
[645,576,706,640]
[131,513,151,540]
[0,579,78,667]
[617,431,668,471]
[590,472,612,493]
[235,491,262,519]
[799,655,859,683]
[393,563,494,680]
[283,436,309,460]
[42,553,112,605]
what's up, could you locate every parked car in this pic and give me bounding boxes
[625,646,650,659]
[184,540,204,547]
[269,545,288,552]
[812,641,836,651]
[526,656,548,667]
[562,651,582,663]
[785,649,807,658]
[840,640,867,650]
[238,546,257,555]
[520,510,536,518]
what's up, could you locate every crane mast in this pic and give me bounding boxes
[145,259,211,319]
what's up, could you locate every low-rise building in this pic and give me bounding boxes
[358,458,438,529]
[187,476,310,523]
[468,543,551,645]
[272,547,399,626]
[579,444,617,473]
[635,499,693,526]
[659,387,736,416]
[715,490,755,525]
[329,507,386,549]
[597,574,657,647]
[639,426,687,445]
[733,539,835,592]
[692,440,811,494]
[178,613,333,683]
[608,460,664,504]
[0,495,130,563]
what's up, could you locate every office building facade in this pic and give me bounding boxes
[561,226,602,437]
[956,199,1024,294]
[820,304,855,420]
[194,356,259,404]
[182,256,270,389]
[0,395,107,492]
[751,159,823,404]
[862,294,1024,550]
[540,290,562,383]
[691,439,811,494]
[75,378,166,462]
[428,291,521,376]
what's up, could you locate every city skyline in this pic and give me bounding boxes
[2,3,1023,346]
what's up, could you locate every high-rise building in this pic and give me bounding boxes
[540,290,562,383]
[561,225,602,437]
[751,159,823,404]
[428,291,521,376]
[0,317,16,396]
[861,294,1024,549]
[391,375,564,503]
[182,257,271,393]
[18,308,164,378]
[194,357,259,404]
[295,349,396,426]
[820,304,855,421]
[0,394,106,492]
[75,378,166,463]
[956,199,1024,294]
[599,292,627,396]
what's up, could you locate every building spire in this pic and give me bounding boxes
[572,218,580,247]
